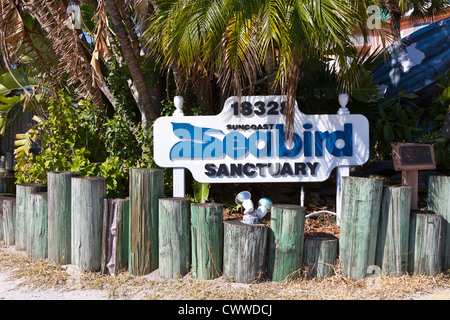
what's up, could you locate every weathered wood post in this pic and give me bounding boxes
[0,194,15,243]
[47,171,81,264]
[101,198,130,275]
[191,203,223,280]
[268,204,305,282]
[339,177,383,280]
[158,197,191,279]
[303,235,338,279]
[71,177,106,271]
[223,219,267,283]
[15,184,47,251]
[408,210,443,276]
[2,198,16,246]
[0,168,15,194]
[129,168,164,276]
[427,175,450,271]
[375,185,411,276]
[28,192,48,259]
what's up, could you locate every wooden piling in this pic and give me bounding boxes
[2,198,16,246]
[0,168,15,194]
[158,197,191,279]
[408,210,443,276]
[375,185,411,276]
[268,204,305,282]
[101,198,130,275]
[427,175,450,271]
[71,177,106,271]
[339,177,383,280]
[15,184,47,251]
[191,203,223,280]
[223,219,267,283]
[128,168,164,276]
[303,235,338,279]
[48,171,81,264]
[0,194,15,243]
[28,192,48,259]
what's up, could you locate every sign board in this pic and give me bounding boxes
[392,142,436,171]
[153,96,370,183]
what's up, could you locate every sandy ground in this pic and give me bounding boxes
[0,272,109,300]
[1,266,448,300]
[0,245,449,301]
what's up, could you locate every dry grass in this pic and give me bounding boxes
[1,246,448,300]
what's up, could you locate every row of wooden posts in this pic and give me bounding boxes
[0,169,449,283]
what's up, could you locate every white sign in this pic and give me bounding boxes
[153,96,369,183]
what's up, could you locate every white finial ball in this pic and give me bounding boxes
[338,94,349,108]
[174,96,184,110]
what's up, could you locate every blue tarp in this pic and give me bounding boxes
[372,17,450,102]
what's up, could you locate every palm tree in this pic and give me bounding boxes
[144,0,378,136]
[0,0,162,127]
[378,0,449,40]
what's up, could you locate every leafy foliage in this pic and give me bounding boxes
[193,181,210,204]
[14,91,154,197]
[369,71,450,173]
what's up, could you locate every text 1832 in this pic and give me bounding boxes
[231,101,286,116]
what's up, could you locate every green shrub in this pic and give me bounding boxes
[14,91,154,197]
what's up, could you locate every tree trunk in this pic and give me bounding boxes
[385,3,402,41]
[103,0,160,126]
[264,44,280,95]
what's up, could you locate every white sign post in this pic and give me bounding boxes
[172,96,186,197]
[154,95,369,186]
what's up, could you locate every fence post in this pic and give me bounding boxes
[223,219,267,283]
[172,96,185,198]
[159,197,191,279]
[71,177,106,271]
[0,194,15,243]
[191,203,223,280]
[375,185,411,276]
[0,168,15,194]
[268,204,305,282]
[15,183,47,251]
[101,198,130,275]
[303,235,338,279]
[339,176,383,280]
[28,192,48,259]
[408,210,443,276]
[47,171,81,264]
[427,175,450,271]
[129,168,164,276]
[336,94,351,225]
[2,198,16,246]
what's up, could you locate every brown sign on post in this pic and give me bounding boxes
[392,142,436,209]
